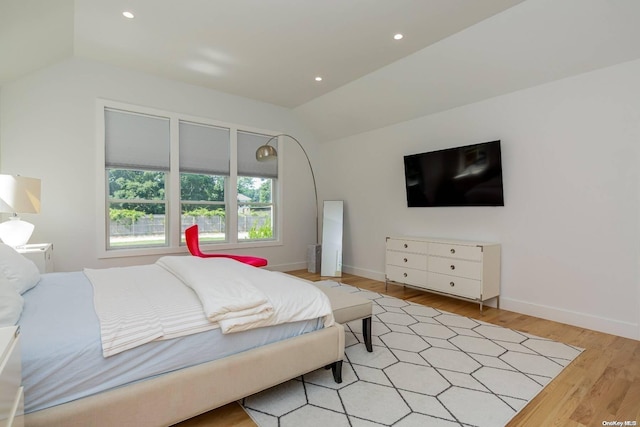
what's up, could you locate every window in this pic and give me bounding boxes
[179,121,230,244]
[237,131,276,241]
[100,101,280,255]
[105,109,170,249]
[107,169,167,248]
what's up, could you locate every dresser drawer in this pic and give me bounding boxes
[428,272,481,299]
[386,251,427,270]
[386,239,428,254]
[386,265,427,287]
[428,256,482,280]
[429,242,482,261]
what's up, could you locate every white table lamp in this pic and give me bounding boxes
[0,175,41,247]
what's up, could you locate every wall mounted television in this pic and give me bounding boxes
[404,140,504,207]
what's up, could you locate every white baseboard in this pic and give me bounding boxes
[343,266,639,340]
[274,262,386,281]
[342,265,385,282]
[275,261,640,340]
[501,297,639,341]
[266,261,307,272]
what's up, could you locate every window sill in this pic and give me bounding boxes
[97,239,282,259]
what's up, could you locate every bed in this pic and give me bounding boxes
[3,251,345,427]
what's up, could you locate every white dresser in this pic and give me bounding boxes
[385,236,500,311]
[0,326,23,427]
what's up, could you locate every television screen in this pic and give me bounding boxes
[404,140,504,207]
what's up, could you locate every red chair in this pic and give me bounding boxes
[184,225,268,267]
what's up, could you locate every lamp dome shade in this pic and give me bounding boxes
[255,144,278,161]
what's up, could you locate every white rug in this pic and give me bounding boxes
[241,281,583,427]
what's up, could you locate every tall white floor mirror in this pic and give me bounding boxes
[321,200,344,277]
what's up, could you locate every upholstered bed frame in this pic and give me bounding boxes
[24,323,345,427]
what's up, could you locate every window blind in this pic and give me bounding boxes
[237,131,277,179]
[179,121,230,175]
[105,108,170,171]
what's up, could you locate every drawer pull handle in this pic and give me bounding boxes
[450,281,455,287]
[404,243,408,248]
[450,265,456,270]
[450,248,456,254]
[403,273,408,277]
[403,258,408,263]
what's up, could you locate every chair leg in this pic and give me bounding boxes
[362,317,373,352]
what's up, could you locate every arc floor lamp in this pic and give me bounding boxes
[256,134,321,272]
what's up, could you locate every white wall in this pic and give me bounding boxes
[2,56,638,341]
[317,59,640,340]
[0,57,320,272]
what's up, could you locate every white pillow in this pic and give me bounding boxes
[0,286,24,326]
[0,243,41,294]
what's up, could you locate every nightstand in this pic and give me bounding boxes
[16,243,54,274]
[0,326,23,427]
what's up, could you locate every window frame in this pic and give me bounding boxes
[96,99,283,258]
[179,172,228,245]
[106,168,169,249]
[236,176,276,242]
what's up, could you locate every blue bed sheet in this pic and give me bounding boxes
[19,271,322,414]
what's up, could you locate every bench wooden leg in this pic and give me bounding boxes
[362,317,372,352]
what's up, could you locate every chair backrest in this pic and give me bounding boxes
[184,224,268,267]
[184,225,203,256]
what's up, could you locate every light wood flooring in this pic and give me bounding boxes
[175,271,640,427]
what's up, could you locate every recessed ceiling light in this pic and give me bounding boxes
[393,33,404,40]
[315,76,323,82]
[122,11,135,19]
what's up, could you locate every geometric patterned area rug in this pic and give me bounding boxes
[241,281,583,427]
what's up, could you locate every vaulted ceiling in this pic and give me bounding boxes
[0,0,525,106]
[2,0,639,141]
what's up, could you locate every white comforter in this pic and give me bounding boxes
[85,257,334,357]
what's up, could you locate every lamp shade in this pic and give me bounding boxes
[255,144,278,162]
[0,175,41,214]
